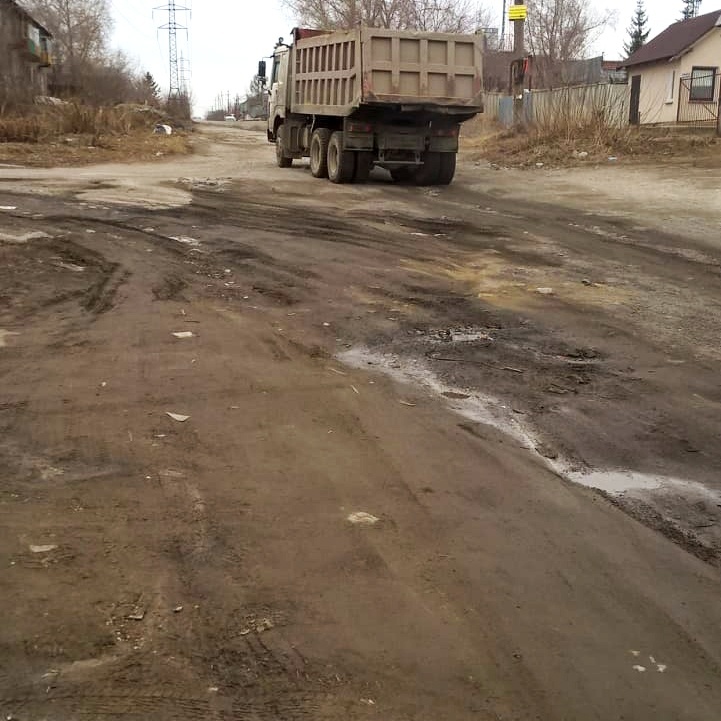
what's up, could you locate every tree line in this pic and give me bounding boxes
[22,0,162,107]
[286,0,704,66]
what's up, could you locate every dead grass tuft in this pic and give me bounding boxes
[463,116,719,169]
[0,103,193,166]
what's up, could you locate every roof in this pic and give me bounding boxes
[624,9,721,68]
[2,0,53,37]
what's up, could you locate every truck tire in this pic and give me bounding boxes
[327,132,355,184]
[310,128,331,178]
[354,152,373,183]
[275,125,293,168]
[413,152,441,186]
[437,153,456,185]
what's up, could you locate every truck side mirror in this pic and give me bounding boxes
[258,60,267,84]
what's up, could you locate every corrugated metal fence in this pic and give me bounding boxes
[483,83,629,130]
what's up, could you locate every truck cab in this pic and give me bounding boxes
[267,43,289,142]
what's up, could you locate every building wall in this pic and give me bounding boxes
[0,1,51,101]
[634,28,721,125]
[632,61,680,124]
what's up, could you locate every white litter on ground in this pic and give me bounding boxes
[347,512,379,525]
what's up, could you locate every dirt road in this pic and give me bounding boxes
[1,123,720,720]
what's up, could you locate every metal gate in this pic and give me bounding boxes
[677,71,720,125]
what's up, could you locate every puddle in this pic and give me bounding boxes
[0,230,51,244]
[339,346,721,506]
[339,347,537,451]
[431,329,493,343]
[567,471,664,494]
[567,470,721,501]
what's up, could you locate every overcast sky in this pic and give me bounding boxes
[109,0,692,115]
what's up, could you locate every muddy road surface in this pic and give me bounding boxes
[1,124,721,720]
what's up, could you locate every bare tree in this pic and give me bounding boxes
[24,0,111,69]
[408,0,493,32]
[283,0,493,32]
[525,0,615,86]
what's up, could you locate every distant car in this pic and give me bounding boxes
[224,115,236,122]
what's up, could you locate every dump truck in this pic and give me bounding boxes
[260,27,483,185]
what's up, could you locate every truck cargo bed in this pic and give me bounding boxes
[290,27,482,116]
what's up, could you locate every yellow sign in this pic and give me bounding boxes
[509,4,527,21]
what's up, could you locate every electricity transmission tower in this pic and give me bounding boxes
[682,0,702,19]
[155,1,190,97]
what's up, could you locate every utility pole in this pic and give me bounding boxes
[510,1,527,126]
[155,1,190,98]
[500,0,507,49]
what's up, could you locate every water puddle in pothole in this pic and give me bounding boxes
[427,328,494,343]
[339,347,537,451]
[339,346,721,505]
[566,471,664,494]
[567,470,721,501]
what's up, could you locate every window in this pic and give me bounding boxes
[666,70,676,103]
[689,66,717,102]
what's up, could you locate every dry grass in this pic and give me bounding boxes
[462,115,719,169]
[0,103,194,167]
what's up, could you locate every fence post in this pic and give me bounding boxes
[717,92,721,137]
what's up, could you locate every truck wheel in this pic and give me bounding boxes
[310,128,331,178]
[327,132,355,184]
[390,167,413,183]
[275,125,293,168]
[354,152,373,183]
[413,152,441,186]
[437,153,456,185]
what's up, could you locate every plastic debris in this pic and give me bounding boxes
[53,261,85,272]
[172,331,194,339]
[536,287,553,295]
[173,605,183,613]
[166,412,190,422]
[399,400,416,407]
[351,385,359,394]
[0,206,17,211]
[347,512,379,525]
[30,544,58,553]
